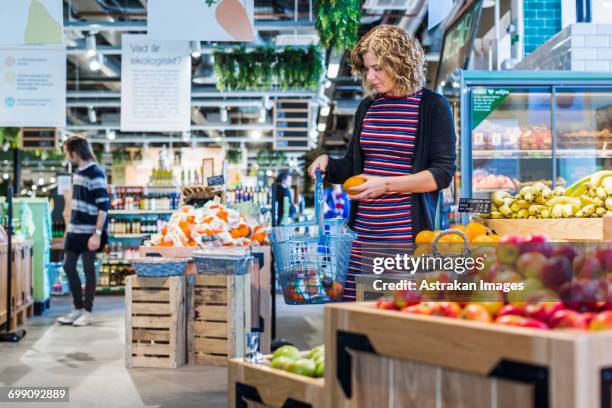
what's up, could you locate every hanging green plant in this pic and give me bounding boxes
[225,147,242,164]
[213,46,323,91]
[316,0,361,50]
[256,148,288,168]
[0,128,20,149]
[111,149,131,165]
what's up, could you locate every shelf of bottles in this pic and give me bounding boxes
[110,186,180,212]
[225,185,271,207]
[97,245,139,291]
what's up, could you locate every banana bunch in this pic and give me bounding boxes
[487,171,612,219]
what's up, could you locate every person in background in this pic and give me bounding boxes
[274,172,295,226]
[57,135,109,326]
[324,184,350,219]
[308,25,456,300]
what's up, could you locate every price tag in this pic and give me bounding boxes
[207,175,224,186]
[458,198,492,214]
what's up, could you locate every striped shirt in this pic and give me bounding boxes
[67,162,109,234]
[346,89,422,301]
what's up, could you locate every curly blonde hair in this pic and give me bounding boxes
[351,25,426,97]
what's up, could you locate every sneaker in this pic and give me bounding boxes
[72,311,93,327]
[57,309,83,325]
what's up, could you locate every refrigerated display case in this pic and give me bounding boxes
[460,71,612,199]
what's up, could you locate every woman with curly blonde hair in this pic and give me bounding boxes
[309,25,456,300]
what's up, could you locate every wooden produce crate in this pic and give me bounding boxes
[228,356,325,408]
[190,274,251,366]
[478,216,612,241]
[141,245,273,353]
[125,275,187,368]
[325,302,612,408]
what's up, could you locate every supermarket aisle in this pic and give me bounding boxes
[0,296,323,408]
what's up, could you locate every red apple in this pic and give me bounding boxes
[581,312,596,326]
[595,247,612,272]
[552,243,577,263]
[518,317,550,330]
[393,289,421,309]
[495,315,548,330]
[560,279,605,312]
[401,303,433,315]
[460,304,493,322]
[516,252,547,280]
[539,256,572,290]
[497,235,524,265]
[549,309,588,329]
[520,234,552,257]
[599,302,612,312]
[496,304,527,318]
[577,257,603,280]
[526,301,564,324]
[494,315,524,327]
[588,311,612,331]
[430,301,462,318]
[376,297,398,310]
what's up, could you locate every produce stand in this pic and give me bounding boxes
[228,356,325,408]
[478,216,612,241]
[324,302,612,408]
[0,241,34,331]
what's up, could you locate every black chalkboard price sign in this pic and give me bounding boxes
[20,128,58,150]
[458,198,492,214]
[207,175,225,186]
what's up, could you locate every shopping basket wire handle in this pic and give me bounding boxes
[315,169,325,238]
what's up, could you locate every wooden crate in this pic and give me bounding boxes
[478,216,612,241]
[190,273,251,366]
[325,302,612,408]
[141,245,273,353]
[228,356,325,408]
[125,275,187,369]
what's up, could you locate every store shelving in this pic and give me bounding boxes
[109,209,175,215]
[473,149,612,159]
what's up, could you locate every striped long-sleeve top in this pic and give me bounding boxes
[346,89,422,300]
[67,162,110,235]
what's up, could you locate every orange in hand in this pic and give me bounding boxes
[342,176,366,195]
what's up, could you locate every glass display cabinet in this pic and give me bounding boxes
[460,71,612,199]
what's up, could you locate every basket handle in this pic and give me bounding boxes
[315,170,324,237]
[431,229,471,258]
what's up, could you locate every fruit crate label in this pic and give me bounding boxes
[207,175,224,186]
[458,198,491,213]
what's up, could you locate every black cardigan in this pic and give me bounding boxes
[326,87,456,238]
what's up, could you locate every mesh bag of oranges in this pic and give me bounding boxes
[148,200,268,249]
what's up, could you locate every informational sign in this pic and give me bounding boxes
[207,175,225,186]
[120,35,191,132]
[0,45,66,127]
[273,100,311,151]
[0,0,63,45]
[20,128,57,150]
[458,198,492,214]
[147,0,254,42]
[471,87,511,129]
[434,0,483,89]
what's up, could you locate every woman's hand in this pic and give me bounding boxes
[308,154,329,180]
[348,174,387,200]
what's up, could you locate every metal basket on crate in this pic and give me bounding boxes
[271,172,355,305]
[193,250,253,275]
[130,257,189,277]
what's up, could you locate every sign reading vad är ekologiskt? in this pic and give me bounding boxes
[120,34,191,132]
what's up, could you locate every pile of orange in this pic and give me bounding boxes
[414,222,498,254]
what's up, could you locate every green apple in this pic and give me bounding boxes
[270,356,293,370]
[307,345,324,360]
[315,360,325,378]
[272,345,300,361]
[287,358,316,377]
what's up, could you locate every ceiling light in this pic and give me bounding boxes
[264,95,273,110]
[50,177,56,183]
[88,107,97,123]
[106,129,116,140]
[20,189,27,195]
[482,0,495,8]
[190,41,202,58]
[324,80,332,88]
[317,123,326,132]
[220,107,228,122]
[266,170,273,177]
[89,55,101,71]
[42,187,48,193]
[2,173,8,180]
[86,33,97,57]
[182,131,191,141]
[320,106,330,117]
[214,136,222,143]
[250,130,262,140]
[327,63,340,79]
[31,185,37,191]
[258,107,266,123]
[38,177,45,185]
